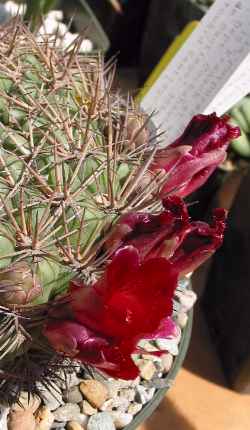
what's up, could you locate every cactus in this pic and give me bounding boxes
[229,97,250,158]
[0,21,238,404]
[0,21,158,403]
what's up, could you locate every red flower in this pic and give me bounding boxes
[43,320,139,380]
[106,196,189,260]
[44,246,178,379]
[70,247,177,339]
[106,196,227,277]
[44,198,227,378]
[43,114,231,380]
[151,113,240,198]
[169,208,227,277]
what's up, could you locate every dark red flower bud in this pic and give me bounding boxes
[106,196,189,260]
[105,197,227,277]
[151,113,240,198]
[169,208,227,277]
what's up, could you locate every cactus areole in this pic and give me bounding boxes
[0,22,240,403]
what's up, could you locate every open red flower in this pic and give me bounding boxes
[44,246,178,379]
[151,113,240,198]
[105,196,227,276]
[70,246,177,339]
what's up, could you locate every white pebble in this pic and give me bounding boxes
[80,400,97,416]
[127,402,142,416]
[100,399,115,412]
[130,376,141,387]
[79,39,93,53]
[177,311,188,328]
[5,1,26,16]
[137,340,158,352]
[62,32,78,49]
[118,388,136,402]
[110,411,133,429]
[47,10,63,22]
[176,290,197,312]
[139,360,157,381]
[76,413,89,427]
[161,353,174,373]
[155,338,179,356]
[0,406,9,430]
[101,397,130,413]
[146,387,156,401]
[106,382,120,399]
[135,385,155,404]
[87,412,115,430]
[142,353,162,362]
[38,18,60,35]
[54,403,80,422]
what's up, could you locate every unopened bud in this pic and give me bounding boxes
[126,114,149,149]
[0,262,41,305]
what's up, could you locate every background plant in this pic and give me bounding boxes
[23,0,121,31]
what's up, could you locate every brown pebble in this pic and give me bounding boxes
[35,405,54,430]
[11,392,41,413]
[7,409,36,430]
[79,400,97,416]
[79,380,108,409]
[66,421,84,430]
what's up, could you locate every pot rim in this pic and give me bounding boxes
[124,306,193,430]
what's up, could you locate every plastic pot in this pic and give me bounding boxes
[124,305,193,429]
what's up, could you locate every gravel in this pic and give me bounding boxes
[0,280,195,430]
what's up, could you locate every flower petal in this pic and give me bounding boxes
[106,196,189,260]
[145,316,179,340]
[151,145,191,171]
[82,340,139,380]
[151,113,240,198]
[170,208,227,276]
[70,246,178,341]
[44,320,139,380]
[160,149,226,198]
[43,320,109,357]
[94,252,178,339]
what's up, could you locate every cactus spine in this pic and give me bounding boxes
[0,22,160,402]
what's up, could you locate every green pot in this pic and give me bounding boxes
[124,305,193,429]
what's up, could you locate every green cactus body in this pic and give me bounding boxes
[0,23,157,399]
[230,97,250,158]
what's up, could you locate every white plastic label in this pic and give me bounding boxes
[141,0,250,144]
